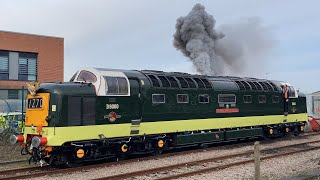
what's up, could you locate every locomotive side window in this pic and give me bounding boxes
[177,94,189,103]
[243,95,252,103]
[272,96,279,103]
[105,77,118,94]
[104,76,129,95]
[118,78,128,94]
[77,70,97,83]
[199,94,209,103]
[218,94,236,103]
[152,94,165,104]
[258,95,266,103]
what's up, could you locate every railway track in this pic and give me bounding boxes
[91,139,320,180]
[0,132,319,180]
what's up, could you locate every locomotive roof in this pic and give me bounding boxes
[141,70,266,82]
[71,67,286,93]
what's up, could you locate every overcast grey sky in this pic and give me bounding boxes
[1,0,319,93]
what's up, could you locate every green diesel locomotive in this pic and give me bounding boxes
[10,67,307,166]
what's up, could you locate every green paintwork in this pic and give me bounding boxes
[175,131,225,146]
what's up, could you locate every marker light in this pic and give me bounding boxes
[31,136,47,147]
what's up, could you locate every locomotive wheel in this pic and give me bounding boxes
[293,126,300,136]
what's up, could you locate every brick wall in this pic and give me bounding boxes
[0,30,64,89]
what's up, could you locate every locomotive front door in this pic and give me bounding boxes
[128,78,143,135]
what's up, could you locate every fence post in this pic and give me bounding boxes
[254,141,260,180]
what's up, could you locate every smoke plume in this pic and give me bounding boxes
[173,3,274,77]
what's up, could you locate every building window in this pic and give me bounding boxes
[152,94,165,104]
[177,94,189,103]
[8,90,19,99]
[104,76,129,95]
[18,52,38,81]
[0,50,9,80]
[258,95,266,103]
[199,94,209,103]
[243,95,252,103]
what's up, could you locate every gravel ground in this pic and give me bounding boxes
[184,144,320,180]
[0,143,23,162]
[25,134,320,180]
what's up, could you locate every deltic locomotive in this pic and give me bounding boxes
[10,67,307,167]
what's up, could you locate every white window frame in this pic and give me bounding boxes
[218,94,236,104]
[152,94,165,104]
[243,95,252,104]
[199,94,209,104]
[177,94,189,104]
[258,95,267,103]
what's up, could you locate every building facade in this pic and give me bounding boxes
[0,30,64,112]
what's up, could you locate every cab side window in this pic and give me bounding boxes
[104,76,129,95]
